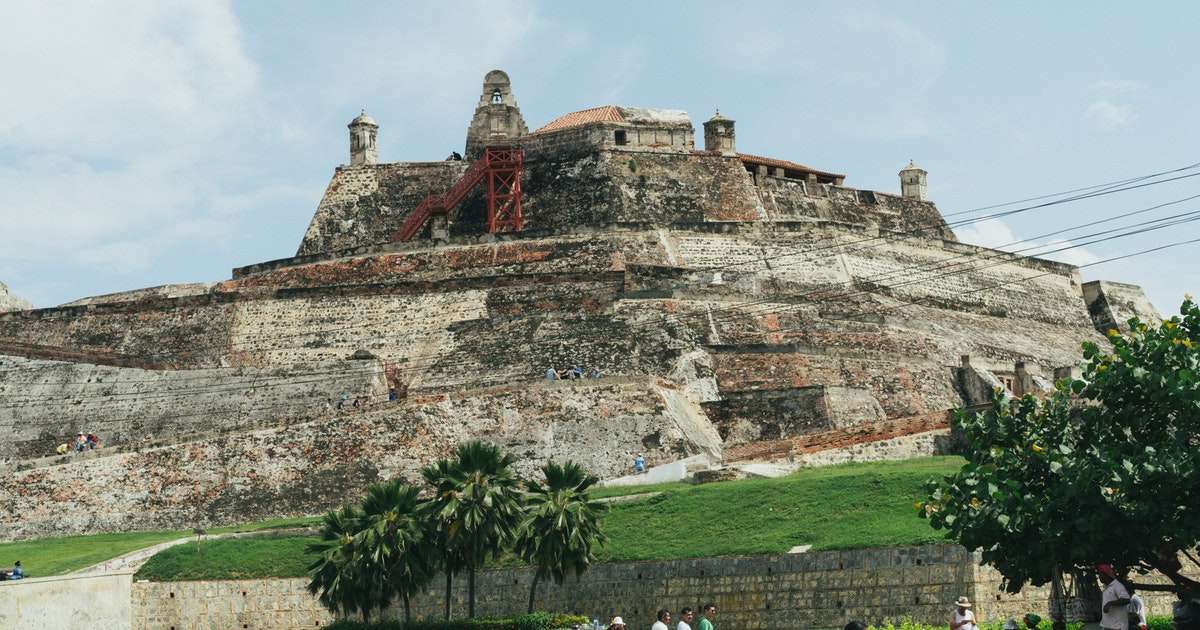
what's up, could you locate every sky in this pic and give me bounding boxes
[1,1,1197,312]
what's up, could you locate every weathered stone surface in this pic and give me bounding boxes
[1082,279,1163,333]
[0,378,719,540]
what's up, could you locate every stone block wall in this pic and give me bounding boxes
[1082,280,1164,333]
[0,356,386,459]
[129,546,983,630]
[0,378,720,540]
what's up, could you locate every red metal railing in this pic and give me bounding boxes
[393,146,524,242]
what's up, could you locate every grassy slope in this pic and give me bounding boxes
[0,514,324,577]
[133,456,962,581]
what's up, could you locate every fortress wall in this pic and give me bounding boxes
[755,176,956,241]
[711,351,962,420]
[0,356,386,460]
[228,233,669,290]
[0,300,236,368]
[297,161,470,256]
[1083,279,1163,333]
[0,378,718,540]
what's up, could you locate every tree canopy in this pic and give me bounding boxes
[920,298,1200,596]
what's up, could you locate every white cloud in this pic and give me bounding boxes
[1085,100,1136,131]
[956,218,1101,268]
[0,1,270,274]
[1083,79,1143,131]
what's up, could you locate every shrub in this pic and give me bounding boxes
[322,611,590,630]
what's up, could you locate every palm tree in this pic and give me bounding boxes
[427,440,526,618]
[306,506,381,622]
[515,461,609,612]
[422,457,467,620]
[358,478,435,623]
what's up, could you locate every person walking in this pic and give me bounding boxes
[609,617,626,630]
[697,605,716,630]
[634,454,646,474]
[951,597,978,630]
[1128,593,1147,630]
[1098,564,1131,630]
[652,609,671,630]
[677,608,694,630]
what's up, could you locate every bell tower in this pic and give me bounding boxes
[464,70,528,160]
[703,110,736,155]
[899,159,928,201]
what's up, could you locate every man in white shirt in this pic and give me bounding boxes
[652,609,671,630]
[1128,593,1147,630]
[1098,564,1131,630]
[677,608,695,630]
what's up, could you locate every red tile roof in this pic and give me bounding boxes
[533,105,624,134]
[737,153,845,180]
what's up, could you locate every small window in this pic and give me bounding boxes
[615,130,628,146]
[491,89,502,104]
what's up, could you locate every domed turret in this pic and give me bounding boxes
[899,159,928,201]
[703,109,736,155]
[348,110,379,166]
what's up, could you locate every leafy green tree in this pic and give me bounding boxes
[358,478,436,623]
[515,460,609,612]
[306,506,384,622]
[427,440,526,618]
[920,298,1200,596]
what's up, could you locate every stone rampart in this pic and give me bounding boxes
[1082,279,1163,333]
[0,378,720,540]
[0,355,386,460]
[140,544,1177,630]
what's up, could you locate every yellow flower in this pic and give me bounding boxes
[1031,443,1045,453]
[970,497,982,509]
[1165,321,1178,330]
[1184,339,1195,349]
[914,501,923,511]
[1107,328,1120,337]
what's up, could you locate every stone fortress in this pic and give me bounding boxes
[0,70,1162,541]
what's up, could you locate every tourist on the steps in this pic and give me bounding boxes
[651,609,671,630]
[73,432,87,453]
[697,604,716,630]
[571,365,583,379]
[951,597,978,630]
[608,617,625,630]
[86,433,99,449]
[388,388,398,401]
[677,608,694,630]
[587,366,601,379]
[545,367,558,381]
[634,454,646,474]
[55,443,69,455]
[8,561,22,580]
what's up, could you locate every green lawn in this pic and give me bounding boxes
[0,530,190,577]
[131,456,962,581]
[135,535,319,582]
[0,514,323,578]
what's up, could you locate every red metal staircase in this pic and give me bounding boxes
[393,146,524,242]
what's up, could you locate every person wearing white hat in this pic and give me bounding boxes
[609,617,625,630]
[951,596,978,630]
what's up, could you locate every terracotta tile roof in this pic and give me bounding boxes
[738,152,845,179]
[533,105,624,134]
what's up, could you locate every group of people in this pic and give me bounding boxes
[544,366,602,381]
[942,570,1151,630]
[54,432,100,455]
[603,604,715,630]
[0,561,23,581]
